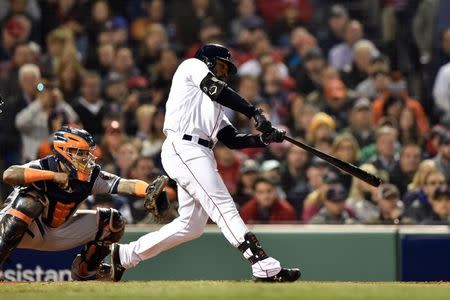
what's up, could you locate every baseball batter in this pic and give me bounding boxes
[111,44,300,282]
[0,126,165,281]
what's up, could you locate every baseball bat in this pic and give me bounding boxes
[283,135,382,187]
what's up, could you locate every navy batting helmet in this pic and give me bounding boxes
[194,44,237,75]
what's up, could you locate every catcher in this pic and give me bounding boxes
[0,126,168,281]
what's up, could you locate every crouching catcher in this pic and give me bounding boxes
[0,126,168,281]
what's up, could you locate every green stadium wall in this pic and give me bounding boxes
[121,226,398,281]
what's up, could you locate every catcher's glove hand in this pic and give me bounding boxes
[143,175,170,217]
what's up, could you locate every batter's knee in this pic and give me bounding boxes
[95,208,126,244]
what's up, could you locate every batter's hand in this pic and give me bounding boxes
[144,175,170,218]
[261,128,286,144]
[253,108,272,134]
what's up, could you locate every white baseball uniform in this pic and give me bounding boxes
[118,58,281,278]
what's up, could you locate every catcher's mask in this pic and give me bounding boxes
[53,126,96,181]
[194,43,237,75]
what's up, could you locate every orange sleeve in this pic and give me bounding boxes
[408,100,429,136]
[372,98,384,126]
[134,180,149,197]
[24,168,55,183]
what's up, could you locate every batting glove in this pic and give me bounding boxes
[253,108,272,134]
[261,128,286,144]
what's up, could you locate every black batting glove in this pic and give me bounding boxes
[253,108,272,134]
[260,128,286,144]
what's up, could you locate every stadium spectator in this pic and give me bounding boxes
[302,169,339,223]
[71,71,107,141]
[15,78,78,161]
[366,183,411,225]
[309,183,355,224]
[404,169,446,223]
[390,144,423,197]
[432,131,450,180]
[421,186,450,225]
[346,164,380,223]
[342,97,375,148]
[239,177,296,224]
[234,159,260,207]
[328,19,363,71]
[317,4,349,57]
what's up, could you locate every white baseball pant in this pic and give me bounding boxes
[118,136,281,277]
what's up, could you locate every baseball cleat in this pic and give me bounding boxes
[110,243,126,282]
[253,268,301,282]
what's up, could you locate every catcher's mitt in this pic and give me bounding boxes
[143,175,170,217]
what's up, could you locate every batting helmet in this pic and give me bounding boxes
[53,126,97,181]
[194,44,237,75]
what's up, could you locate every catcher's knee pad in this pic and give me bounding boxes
[0,193,46,266]
[71,241,111,281]
[237,232,269,265]
[71,208,125,281]
[95,208,125,243]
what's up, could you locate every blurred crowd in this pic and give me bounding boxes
[1,0,450,225]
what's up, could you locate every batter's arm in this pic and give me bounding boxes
[200,72,257,118]
[217,125,266,149]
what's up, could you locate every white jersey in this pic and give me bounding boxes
[163,58,231,143]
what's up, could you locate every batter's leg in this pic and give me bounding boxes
[118,187,209,270]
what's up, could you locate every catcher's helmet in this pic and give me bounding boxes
[194,43,237,75]
[53,126,96,181]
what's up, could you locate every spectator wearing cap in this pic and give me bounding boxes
[433,131,450,180]
[307,112,336,147]
[367,184,412,225]
[372,71,429,136]
[239,177,296,224]
[72,71,107,141]
[421,186,450,225]
[309,183,355,224]
[317,4,349,58]
[110,16,129,47]
[346,163,380,223]
[322,78,351,130]
[390,144,422,197]
[355,57,391,100]
[328,20,363,71]
[302,169,339,222]
[259,159,286,200]
[342,97,375,148]
[234,159,260,207]
[15,78,78,161]
[292,46,325,96]
[404,169,446,223]
[341,39,379,89]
